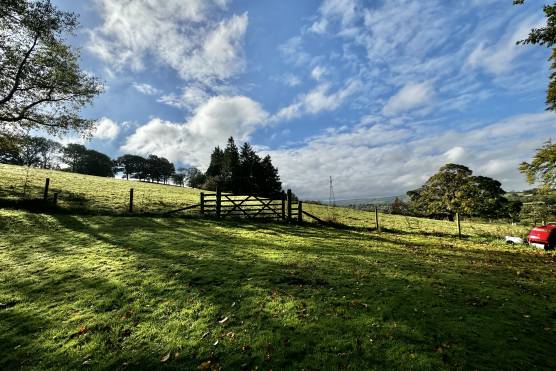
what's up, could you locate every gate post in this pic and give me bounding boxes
[281,191,286,221]
[298,201,303,223]
[216,188,221,218]
[375,206,380,231]
[287,189,292,223]
[43,178,50,201]
[200,192,205,215]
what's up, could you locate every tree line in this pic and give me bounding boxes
[0,133,181,183]
[0,133,284,196]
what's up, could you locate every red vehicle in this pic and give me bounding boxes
[527,223,556,250]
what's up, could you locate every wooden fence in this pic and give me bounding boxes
[200,188,303,222]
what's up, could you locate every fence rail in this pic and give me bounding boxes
[200,188,302,222]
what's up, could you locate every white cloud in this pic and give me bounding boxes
[382,82,435,116]
[265,112,556,200]
[310,0,358,33]
[88,1,248,94]
[158,85,211,111]
[466,15,543,75]
[273,80,361,122]
[93,117,120,141]
[311,66,327,81]
[121,96,268,167]
[132,82,160,96]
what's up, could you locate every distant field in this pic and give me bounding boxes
[1,209,555,369]
[0,164,531,240]
[0,164,199,214]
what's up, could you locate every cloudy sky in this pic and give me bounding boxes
[53,0,555,200]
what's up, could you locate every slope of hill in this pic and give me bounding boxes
[1,164,555,369]
[0,164,530,239]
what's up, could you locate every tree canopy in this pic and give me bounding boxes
[519,140,556,192]
[0,0,102,134]
[204,137,282,196]
[514,0,556,110]
[407,164,508,219]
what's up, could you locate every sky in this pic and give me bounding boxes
[51,0,556,200]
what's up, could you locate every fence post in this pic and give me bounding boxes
[456,212,461,238]
[53,192,58,207]
[298,201,303,223]
[375,206,380,231]
[216,188,222,218]
[43,178,50,201]
[287,189,292,223]
[281,191,286,222]
[200,192,205,215]
[129,188,134,213]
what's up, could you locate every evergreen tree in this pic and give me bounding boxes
[223,137,240,192]
[206,147,224,178]
[239,142,261,194]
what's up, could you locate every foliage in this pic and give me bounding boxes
[144,155,175,184]
[0,163,533,238]
[205,137,282,196]
[62,143,114,177]
[514,0,556,110]
[183,167,206,188]
[0,132,61,168]
[0,0,103,134]
[115,154,146,180]
[0,209,555,369]
[519,141,556,192]
[407,164,507,220]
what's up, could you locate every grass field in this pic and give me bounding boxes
[1,209,555,370]
[1,164,555,369]
[0,164,199,214]
[0,164,531,240]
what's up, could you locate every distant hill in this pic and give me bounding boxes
[333,195,408,206]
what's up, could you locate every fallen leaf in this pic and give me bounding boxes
[218,317,229,324]
[201,331,210,339]
[198,361,212,370]
[160,353,171,363]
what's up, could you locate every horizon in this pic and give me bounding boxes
[48,0,555,199]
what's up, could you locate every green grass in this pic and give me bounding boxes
[1,164,554,369]
[0,164,199,214]
[0,164,530,240]
[1,209,555,370]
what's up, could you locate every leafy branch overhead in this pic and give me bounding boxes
[514,0,556,110]
[519,141,556,192]
[0,0,103,134]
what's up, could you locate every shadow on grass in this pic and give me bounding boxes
[1,212,555,370]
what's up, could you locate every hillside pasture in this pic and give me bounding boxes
[1,209,555,370]
[0,164,531,241]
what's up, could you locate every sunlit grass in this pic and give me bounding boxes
[1,209,555,369]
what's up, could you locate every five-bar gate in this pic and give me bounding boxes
[200,189,303,223]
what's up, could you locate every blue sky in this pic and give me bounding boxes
[51,0,555,200]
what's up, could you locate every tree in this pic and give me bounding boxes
[206,147,224,178]
[238,142,261,194]
[514,1,556,110]
[62,143,113,177]
[116,154,146,180]
[143,155,175,183]
[257,154,282,196]
[222,137,240,192]
[0,0,102,134]
[519,141,556,192]
[407,164,508,220]
[172,169,186,187]
[183,167,206,188]
[61,143,87,172]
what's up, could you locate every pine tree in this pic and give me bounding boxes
[206,147,224,178]
[223,137,240,192]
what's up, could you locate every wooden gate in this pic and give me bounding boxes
[200,189,303,222]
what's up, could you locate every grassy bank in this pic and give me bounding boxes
[1,209,555,369]
[0,164,529,240]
